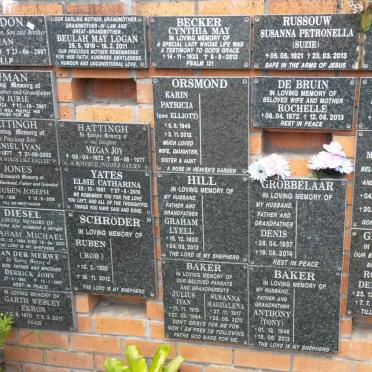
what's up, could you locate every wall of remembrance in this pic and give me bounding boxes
[2,0,372,371]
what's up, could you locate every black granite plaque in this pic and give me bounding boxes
[63,167,151,214]
[48,16,147,68]
[0,164,63,209]
[67,210,155,297]
[0,119,58,165]
[351,131,372,228]
[252,14,359,70]
[249,266,341,353]
[58,121,150,170]
[252,77,355,130]
[0,16,50,66]
[0,208,66,252]
[362,33,372,70]
[347,229,372,315]
[0,70,55,119]
[0,288,74,330]
[249,178,346,271]
[158,173,248,262]
[150,16,250,69]
[357,79,372,129]
[154,77,249,174]
[163,259,248,344]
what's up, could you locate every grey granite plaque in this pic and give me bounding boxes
[249,178,346,271]
[0,288,74,330]
[0,208,66,252]
[351,131,372,228]
[0,119,58,165]
[362,33,372,70]
[347,229,372,315]
[150,16,250,69]
[67,210,155,297]
[48,16,148,68]
[0,164,63,209]
[154,78,249,174]
[252,77,355,130]
[0,70,56,119]
[0,16,50,66]
[252,14,359,70]
[249,266,341,353]
[63,167,152,214]
[357,79,372,129]
[158,173,248,262]
[58,121,150,170]
[163,259,248,344]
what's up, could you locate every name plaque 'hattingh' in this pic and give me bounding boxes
[253,14,358,70]
[153,78,249,174]
[0,71,55,119]
[252,77,356,130]
[58,121,150,170]
[48,16,148,68]
[150,16,250,69]
[0,16,50,66]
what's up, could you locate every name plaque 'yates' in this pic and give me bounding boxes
[153,78,249,174]
[252,77,355,130]
[0,119,58,165]
[48,16,148,68]
[67,211,155,297]
[58,121,150,170]
[150,16,250,69]
[253,14,358,70]
[0,71,55,119]
[0,16,50,66]
[357,79,372,129]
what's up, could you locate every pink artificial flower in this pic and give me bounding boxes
[323,141,346,157]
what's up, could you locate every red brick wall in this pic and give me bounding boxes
[2,0,370,371]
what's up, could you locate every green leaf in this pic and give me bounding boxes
[131,357,149,372]
[103,357,129,372]
[125,345,143,366]
[360,9,372,33]
[164,356,184,372]
[149,344,171,372]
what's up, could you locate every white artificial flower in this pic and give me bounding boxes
[2,0,16,14]
[336,158,354,174]
[308,151,343,170]
[323,141,346,158]
[248,160,268,184]
[264,154,291,179]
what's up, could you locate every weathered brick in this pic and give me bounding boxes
[71,69,132,79]
[268,0,336,14]
[45,350,94,369]
[340,339,372,360]
[59,104,74,120]
[250,131,262,155]
[199,0,264,15]
[178,344,232,365]
[76,104,135,122]
[139,107,154,127]
[235,349,290,370]
[150,322,165,339]
[6,3,63,15]
[289,159,311,177]
[95,315,146,336]
[293,355,352,372]
[333,135,355,158]
[137,80,153,104]
[23,365,69,372]
[18,330,68,349]
[136,1,195,16]
[340,317,352,337]
[66,2,125,15]
[56,78,85,102]
[123,339,176,358]
[146,300,164,320]
[71,334,121,354]
[75,294,99,313]
[77,314,93,333]
[5,346,43,364]
[356,363,372,372]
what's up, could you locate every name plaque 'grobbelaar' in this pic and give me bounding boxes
[48,16,148,68]
[0,16,50,66]
[58,121,150,170]
[252,77,356,130]
[0,70,56,119]
[153,77,249,174]
[150,16,250,69]
[252,14,358,70]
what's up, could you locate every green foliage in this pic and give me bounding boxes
[104,344,184,372]
[360,8,372,33]
[0,313,13,349]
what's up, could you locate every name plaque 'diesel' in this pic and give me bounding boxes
[0,16,50,66]
[48,16,148,68]
[252,14,358,70]
[252,77,356,130]
[357,79,372,129]
[0,70,56,119]
[153,78,249,174]
[150,16,250,69]
[58,121,150,170]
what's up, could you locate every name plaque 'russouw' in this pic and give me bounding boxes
[0,71,56,119]
[153,78,249,174]
[48,16,148,68]
[252,77,356,130]
[150,16,250,69]
[58,121,150,170]
[253,14,358,70]
[0,16,50,66]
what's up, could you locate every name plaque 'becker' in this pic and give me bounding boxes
[48,16,148,69]
[252,77,356,130]
[153,77,249,174]
[0,16,50,66]
[252,14,358,70]
[58,121,150,170]
[0,70,56,119]
[150,16,250,69]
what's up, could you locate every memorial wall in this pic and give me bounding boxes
[0,1,371,371]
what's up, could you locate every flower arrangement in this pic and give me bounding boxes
[349,0,372,32]
[248,154,291,184]
[308,141,353,177]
